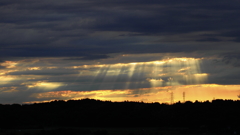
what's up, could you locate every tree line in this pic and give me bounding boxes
[0,99,240,129]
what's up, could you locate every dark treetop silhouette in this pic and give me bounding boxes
[1,98,240,132]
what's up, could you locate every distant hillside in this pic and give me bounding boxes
[0,99,240,129]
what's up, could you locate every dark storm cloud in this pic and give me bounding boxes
[1,0,240,59]
[65,54,109,60]
[8,68,78,76]
[221,53,240,66]
[200,58,240,85]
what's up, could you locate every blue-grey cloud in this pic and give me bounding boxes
[0,0,240,59]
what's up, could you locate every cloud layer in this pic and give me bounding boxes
[1,0,240,59]
[1,0,240,103]
[0,55,240,103]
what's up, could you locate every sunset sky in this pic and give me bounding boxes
[1,0,240,104]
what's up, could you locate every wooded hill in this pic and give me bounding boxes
[0,99,240,129]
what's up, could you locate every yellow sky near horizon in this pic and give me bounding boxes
[1,56,240,104]
[27,84,240,104]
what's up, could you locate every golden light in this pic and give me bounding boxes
[70,57,208,93]
[0,69,18,75]
[0,56,214,104]
[31,89,132,102]
[27,83,240,104]
[0,87,18,93]
[178,67,190,72]
[30,84,238,103]
[27,81,64,90]
[27,67,41,70]
[1,61,18,68]
[0,76,17,85]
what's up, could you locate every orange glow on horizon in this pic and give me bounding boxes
[29,84,240,104]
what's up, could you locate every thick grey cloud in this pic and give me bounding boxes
[0,0,240,59]
[8,68,78,76]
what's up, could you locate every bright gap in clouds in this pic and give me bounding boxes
[28,57,209,103]
[2,56,239,104]
[26,82,64,90]
[76,57,207,89]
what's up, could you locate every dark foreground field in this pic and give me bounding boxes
[1,99,240,135]
[0,127,239,135]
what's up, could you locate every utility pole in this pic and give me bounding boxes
[183,92,185,103]
[170,92,174,104]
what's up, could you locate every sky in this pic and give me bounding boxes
[1,0,240,104]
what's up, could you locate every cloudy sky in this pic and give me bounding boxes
[1,0,240,104]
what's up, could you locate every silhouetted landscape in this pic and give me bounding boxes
[0,98,240,134]
[2,0,240,134]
